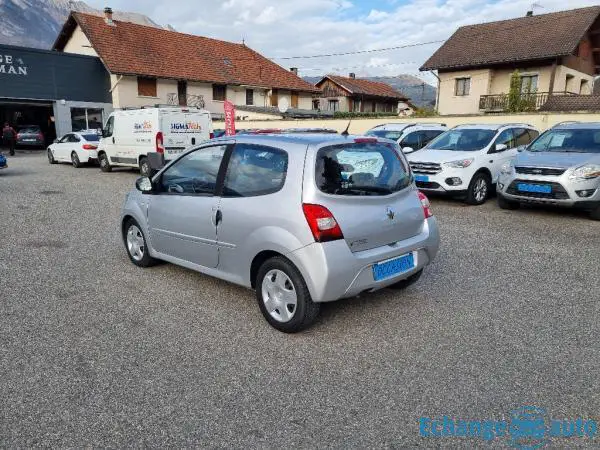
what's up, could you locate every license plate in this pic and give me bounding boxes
[517,183,552,194]
[24,139,36,142]
[372,252,416,281]
[415,175,429,182]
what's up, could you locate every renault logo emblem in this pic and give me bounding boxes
[386,207,395,220]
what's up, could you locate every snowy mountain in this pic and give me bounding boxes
[0,0,159,49]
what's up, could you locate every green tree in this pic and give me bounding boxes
[507,70,522,112]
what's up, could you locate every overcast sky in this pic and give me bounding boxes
[87,0,600,84]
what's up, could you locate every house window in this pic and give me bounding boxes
[71,108,104,132]
[352,99,361,112]
[137,77,157,97]
[312,99,320,110]
[245,89,254,106]
[213,84,226,101]
[520,75,538,93]
[455,78,470,96]
[328,99,339,111]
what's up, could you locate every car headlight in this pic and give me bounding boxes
[500,161,514,175]
[569,164,600,181]
[444,158,474,168]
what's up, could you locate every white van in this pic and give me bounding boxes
[98,107,213,175]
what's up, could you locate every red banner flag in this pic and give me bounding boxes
[224,100,236,136]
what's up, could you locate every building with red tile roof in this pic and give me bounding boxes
[53,9,320,115]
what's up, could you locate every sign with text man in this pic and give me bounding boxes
[224,100,236,136]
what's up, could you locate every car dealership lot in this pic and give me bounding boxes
[1,154,599,447]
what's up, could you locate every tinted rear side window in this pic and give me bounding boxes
[223,143,288,197]
[316,142,411,196]
[82,134,100,141]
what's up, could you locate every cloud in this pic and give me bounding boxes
[84,0,600,84]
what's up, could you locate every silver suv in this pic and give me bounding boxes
[497,122,600,220]
[120,134,440,332]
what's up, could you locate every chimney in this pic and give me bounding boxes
[290,67,298,75]
[525,10,533,17]
[104,7,114,25]
[349,72,356,79]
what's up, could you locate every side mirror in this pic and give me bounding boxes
[135,177,153,193]
[517,145,526,152]
[495,143,508,152]
[402,146,415,154]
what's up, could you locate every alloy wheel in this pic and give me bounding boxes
[474,178,488,203]
[126,225,145,261]
[261,269,298,323]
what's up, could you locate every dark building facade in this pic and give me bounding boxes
[0,43,112,143]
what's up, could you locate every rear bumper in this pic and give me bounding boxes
[289,217,440,303]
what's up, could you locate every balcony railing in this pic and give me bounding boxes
[479,92,578,112]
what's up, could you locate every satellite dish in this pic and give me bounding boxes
[278,97,289,114]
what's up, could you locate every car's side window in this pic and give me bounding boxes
[159,145,227,195]
[527,129,540,142]
[400,132,421,149]
[514,128,532,146]
[59,134,71,143]
[494,129,515,151]
[69,134,81,143]
[423,130,444,147]
[223,143,288,197]
[103,116,114,138]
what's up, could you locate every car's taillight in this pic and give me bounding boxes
[156,131,164,153]
[302,204,344,242]
[209,132,215,139]
[418,191,433,219]
[82,144,97,150]
[354,137,378,144]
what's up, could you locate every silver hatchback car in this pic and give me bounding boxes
[120,134,440,332]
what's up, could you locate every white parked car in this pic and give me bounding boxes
[407,123,539,204]
[366,123,448,154]
[47,131,101,167]
[98,106,213,176]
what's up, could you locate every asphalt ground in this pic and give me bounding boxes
[1,152,599,448]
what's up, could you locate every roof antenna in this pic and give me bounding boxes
[341,120,351,136]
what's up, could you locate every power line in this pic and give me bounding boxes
[272,40,445,60]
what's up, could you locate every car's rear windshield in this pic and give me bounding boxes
[316,142,411,196]
[366,130,404,140]
[18,127,40,133]
[82,134,100,141]
[427,129,496,151]
[529,129,600,153]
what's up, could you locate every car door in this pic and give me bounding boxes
[101,115,118,163]
[399,131,422,152]
[68,134,81,159]
[489,128,515,182]
[147,144,229,268]
[55,134,72,161]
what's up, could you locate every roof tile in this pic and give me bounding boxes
[421,6,600,71]
[64,12,319,92]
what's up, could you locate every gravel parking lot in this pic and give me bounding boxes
[1,153,599,447]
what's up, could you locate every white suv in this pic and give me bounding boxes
[366,123,448,154]
[407,124,539,205]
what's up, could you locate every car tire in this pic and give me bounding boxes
[98,152,112,172]
[589,204,600,221]
[123,218,157,267]
[47,149,56,164]
[139,156,150,177]
[465,172,491,205]
[388,269,423,290]
[256,256,320,333]
[71,152,82,168]
[497,194,520,210]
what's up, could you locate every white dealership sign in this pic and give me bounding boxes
[0,54,28,76]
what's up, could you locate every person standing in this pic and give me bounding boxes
[2,122,16,156]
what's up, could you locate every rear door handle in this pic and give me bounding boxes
[212,207,222,226]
